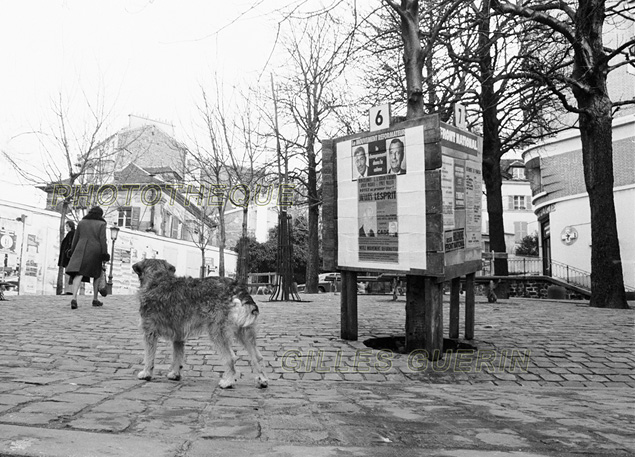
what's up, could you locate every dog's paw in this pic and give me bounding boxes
[137,370,153,381]
[218,377,236,389]
[256,375,269,389]
[167,371,181,381]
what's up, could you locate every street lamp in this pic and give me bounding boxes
[107,225,120,295]
[16,215,27,296]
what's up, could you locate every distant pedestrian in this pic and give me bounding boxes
[58,220,75,294]
[66,207,110,309]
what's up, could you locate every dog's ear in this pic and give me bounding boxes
[132,261,143,277]
[168,263,176,274]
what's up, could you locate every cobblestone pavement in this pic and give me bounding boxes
[0,292,633,456]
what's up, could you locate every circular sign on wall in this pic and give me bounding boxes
[560,226,578,246]
[1,234,15,250]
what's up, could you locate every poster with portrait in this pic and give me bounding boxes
[351,129,406,180]
[337,125,426,272]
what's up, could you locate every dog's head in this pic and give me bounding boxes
[225,279,260,327]
[132,259,176,286]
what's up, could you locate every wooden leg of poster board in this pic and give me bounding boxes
[340,271,358,340]
[449,277,460,339]
[405,275,425,352]
[424,277,444,360]
[465,272,475,340]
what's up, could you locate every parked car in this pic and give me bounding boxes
[297,272,342,293]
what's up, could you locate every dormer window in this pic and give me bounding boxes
[511,166,526,180]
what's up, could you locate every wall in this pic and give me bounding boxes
[0,200,237,296]
[524,114,635,289]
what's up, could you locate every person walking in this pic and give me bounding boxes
[66,206,110,309]
[58,220,75,295]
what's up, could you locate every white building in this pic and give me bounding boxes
[482,160,539,255]
[523,114,635,289]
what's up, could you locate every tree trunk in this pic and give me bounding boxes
[200,247,205,279]
[305,149,320,293]
[218,207,226,278]
[577,99,627,308]
[237,207,249,283]
[478,0,508,276]
[398,0,425,119]
[571,0,627,309]
[483,155,508,276]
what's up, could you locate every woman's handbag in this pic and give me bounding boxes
[98,264,109,297]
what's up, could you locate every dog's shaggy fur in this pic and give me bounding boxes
[132,259,268,389]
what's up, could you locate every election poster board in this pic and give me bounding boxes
[325,114,482,278]
[337,126,425,272]
[439,122,482,269]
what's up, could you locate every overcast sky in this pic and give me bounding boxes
[0,0,308,205]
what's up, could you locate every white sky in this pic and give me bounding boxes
[0,0,308,205]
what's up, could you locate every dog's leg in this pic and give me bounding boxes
[236,326,268,388]
[167,341,185,381]
[138,332,158,381]
[211,329,238,389]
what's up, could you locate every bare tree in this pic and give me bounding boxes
[491,0,635,308]
[3,89,117,294]
[222,88,272,283]
[186,84,234,278]
[276,10,356,293]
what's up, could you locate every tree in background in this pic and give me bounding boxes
[515,233,539,257]
[2,89,123,294]
[233,215,314,285]
[276,10,356,293]
[491,0,635,308]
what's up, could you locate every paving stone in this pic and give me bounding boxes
[0,294,633,456]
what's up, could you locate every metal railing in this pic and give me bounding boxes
[550,260,591,290]
[480,255,635,293]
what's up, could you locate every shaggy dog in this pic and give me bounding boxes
[132,259,268,389]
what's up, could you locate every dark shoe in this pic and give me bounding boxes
[64,292,73,295]
[92,299,103,307]
[70,299,78,309]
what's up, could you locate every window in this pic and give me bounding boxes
[171,217,180,239]
[510,195,531,210]
[118,207,132,228]
[511,167,526,180]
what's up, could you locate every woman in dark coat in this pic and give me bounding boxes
[66,206,110,309]
[58,220,76,294]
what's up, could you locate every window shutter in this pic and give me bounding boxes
[526,197,532,210]
[508,196,514,210]
[514,221,522,242]
[131,207,141,230]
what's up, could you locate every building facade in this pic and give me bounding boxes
[523,114,635,288]
[481,160,538,255]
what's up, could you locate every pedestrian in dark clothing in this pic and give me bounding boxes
[58,220,76,294]
[66,207,110,309]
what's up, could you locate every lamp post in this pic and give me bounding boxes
[107,226,120,295]
[16,215,27,296]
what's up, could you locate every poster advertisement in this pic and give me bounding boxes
[358,174,399,263]
[465,163,482,248]
[351,129,406,180]
[441,156,455,228]
[454,160,466,209]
